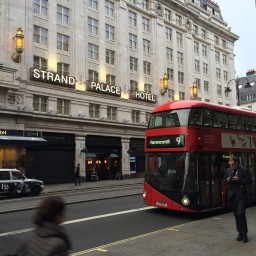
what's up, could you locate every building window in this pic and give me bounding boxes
[142,17,150,32]
[130,80,138,91]
[143,39,150,54]
[57,33,69,52]
[176,14,182,26]
[88,0,98,10]
[105,0,114,17]
[165,9,172,21]
[57,62,69,76]
[128,11,137,27]
[89,70,99,81]
[106,74,116,85]
[203,63,208,75]
[167,68,174,81]
[217,85,222,96]
[105,24,115,41]
[34,25,48,46]
[222,54,227,65]
[216,68,221,79]
[88,17,98,36]
[176,32,183,46]
[222,39,226,49]
[130,57,138,72]
[34,0,47,17]
[223,71,228,82]
[194,41,199,54]
[33,95,47,112]
[165,27,172,41]
[166,47,173,61]
[33,56,47,70]
[201,29,206,40]
[177,51,183,65]
[88,43,99,60]
[193,25,199,36]
[145,112,151,123]
[141,0,149,10]
[179,92,185,100]
[247,94,254,101]
[168,89,175,101]
[89,103,100,118]
[129,33,137,49]
[178,71,184,84]
[144,84,152,93]
[0,88,6,104]
[215,51,220,63]
[107,106,117,120]
[195,60,200,73]
[202,45,207,57]
[57,5,69,25]
[57,99,70,115]
[143,61,151,75]
[132,110,140,123]
[106,49,115,65]
[214,35,219,45]
[204,81,209,92]
[195,78,201,91]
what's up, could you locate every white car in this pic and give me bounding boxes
[0,169,44,196]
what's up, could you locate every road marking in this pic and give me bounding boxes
[0,206,155,237]
[64,206,155,225]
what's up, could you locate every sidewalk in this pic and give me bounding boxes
[44,177,144,194]
[71,206,256,256]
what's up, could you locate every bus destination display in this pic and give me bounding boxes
[147,135,185,148]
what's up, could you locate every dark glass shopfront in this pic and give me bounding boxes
[86,135,121,180]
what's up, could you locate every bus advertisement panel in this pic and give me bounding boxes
[143,100,256,213]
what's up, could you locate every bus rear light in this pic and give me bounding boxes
[143,191,146,199]
[181,195,190,206]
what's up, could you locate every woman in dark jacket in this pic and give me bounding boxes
[26,196,72,256]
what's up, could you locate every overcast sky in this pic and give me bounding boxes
[216,0,256,77]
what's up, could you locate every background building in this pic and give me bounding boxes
[0,0,238,183]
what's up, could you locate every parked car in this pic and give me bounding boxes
[0,168,44,196]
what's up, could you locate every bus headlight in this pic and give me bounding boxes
[143,191,146,199]
[181,195,190,206]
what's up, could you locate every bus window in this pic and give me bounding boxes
[228,114,244,130]
[166,112,180,127]
[203,109,212,127]
[245,116,253,131]
[189,108,203,126]
[213,111,228,128]
[148,109,190,129]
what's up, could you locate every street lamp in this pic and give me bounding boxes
[224,77,252,106]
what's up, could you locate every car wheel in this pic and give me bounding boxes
[31,186,41,196]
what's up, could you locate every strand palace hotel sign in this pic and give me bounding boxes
[30,69,156,103]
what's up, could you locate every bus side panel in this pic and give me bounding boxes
[143,181,195,212]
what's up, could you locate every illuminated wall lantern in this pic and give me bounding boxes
[192,82,197,98]
[104,159,108,164]
[12,27,24,63]
[160,73,169,95]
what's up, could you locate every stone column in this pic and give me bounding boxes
[121,137,130,178]
[75,136,86,178]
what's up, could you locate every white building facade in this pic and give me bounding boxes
[0,0,239,183]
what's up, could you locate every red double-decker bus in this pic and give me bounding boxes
[143,100,256,212]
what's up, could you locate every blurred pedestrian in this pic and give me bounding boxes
[224,156,252,243]
[74,163,81,186]
[25,196,71,256]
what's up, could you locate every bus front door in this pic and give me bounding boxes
[199,154,222,210]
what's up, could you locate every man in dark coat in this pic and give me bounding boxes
[224,156,252,243]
